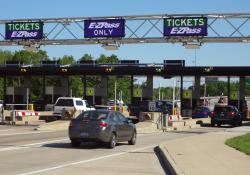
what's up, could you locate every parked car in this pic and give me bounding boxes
[53,97,94,119]
[211,104,243,127]
[68,110,137,148]
[156,100,178,115]
[192,106,211,118]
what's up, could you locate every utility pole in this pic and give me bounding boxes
[158,83,161,100]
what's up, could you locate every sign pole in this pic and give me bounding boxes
[173,78,176,115]
[114,81,117,111]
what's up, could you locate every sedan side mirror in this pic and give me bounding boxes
[126,119,133,124]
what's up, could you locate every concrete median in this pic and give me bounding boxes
[157,130,250,175]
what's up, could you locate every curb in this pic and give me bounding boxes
[157,143,184,175]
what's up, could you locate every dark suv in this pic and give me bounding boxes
[69,110,137,149]
[211,105,243,127]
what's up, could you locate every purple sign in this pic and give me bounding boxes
[5,22,43,40]
[84,19,125,38]
[164,17,207,36]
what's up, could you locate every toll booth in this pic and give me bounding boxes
[45,86,68,104]
[5,87,30,109]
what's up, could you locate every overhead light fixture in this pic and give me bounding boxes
[183,43,201,49]
[23,45,39,52]
[242,39,250,43]
[52,42,61,45]
[102,43,120,50]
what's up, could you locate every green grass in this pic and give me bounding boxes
[225,133,250,155]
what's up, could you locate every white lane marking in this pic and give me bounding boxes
[0,138,69,152]
[18,144,157,175]
[0,129,13,132]
[0,131,54,136]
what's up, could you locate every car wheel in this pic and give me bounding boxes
[108,133,116,149]
[211,120,215,127]
[128,131,137,145]
[239,120,243,126]
[232,121,238,127]
[71,139,81,147]
[217,123,221,127]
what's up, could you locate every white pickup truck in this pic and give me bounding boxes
[53,97,95,119]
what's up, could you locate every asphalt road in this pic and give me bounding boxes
[0,124,226,175]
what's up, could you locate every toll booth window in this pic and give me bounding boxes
[76,100,83,106]
[55,99,74,106]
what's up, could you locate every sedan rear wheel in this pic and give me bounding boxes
[108,133,117,149]
[128,131,137,145]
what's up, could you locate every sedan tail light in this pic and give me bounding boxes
[229,112,236,117]
[99,121,108,127]
[211,112,216,117]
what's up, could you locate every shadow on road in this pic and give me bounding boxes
[42,142,105,149]
[42,141,130,150]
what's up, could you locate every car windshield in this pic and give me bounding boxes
[77,111,108,120]
[55,99,74,106]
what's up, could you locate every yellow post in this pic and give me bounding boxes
[28,104,34,111]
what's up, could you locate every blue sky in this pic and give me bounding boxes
[0,1,250,72]
[0,0,248,88]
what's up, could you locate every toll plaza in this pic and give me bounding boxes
[1,59,250,119]
[0,13,250,120]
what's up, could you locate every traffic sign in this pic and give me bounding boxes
[133,88,141,97]
[183,90,192,99]
[230,91,238,100]
[86,88,94,96]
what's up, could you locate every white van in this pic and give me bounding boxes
[53,97,94,118]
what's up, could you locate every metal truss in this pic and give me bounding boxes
[0,13,250,46]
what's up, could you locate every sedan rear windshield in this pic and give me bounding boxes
[77,111,108,120]
[214,106,233,113]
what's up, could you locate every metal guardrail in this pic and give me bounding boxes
[5,104,33,110]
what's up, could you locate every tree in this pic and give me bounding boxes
[97,54,119,64]
[0,50,13,64]
[79,54,93,61]
[12,50,49,64]
[58,55,75,65]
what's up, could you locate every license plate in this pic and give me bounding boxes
[80,132,89,137]
[220,113,225,117]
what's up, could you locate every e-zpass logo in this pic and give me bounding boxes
[88,22,120,29]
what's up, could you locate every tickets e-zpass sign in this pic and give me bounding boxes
[163,17,207,36]
[5,22,43,39]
